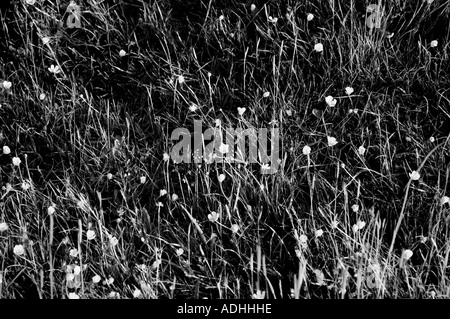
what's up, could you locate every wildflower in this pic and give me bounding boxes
[268,16,278,23]
[358,145,366,155]
[218,174,226,183]
[92,275,101,284]
[253,290,265,299]
[106,277,114,285]
[402,249,413,260]
[107,173,113,180]
[109,235,119,247]
[325,95,337,107]
[351,204,359,213]
[26,0,36,4]
[315,229,323,237]
[430,40,438,48]
[231,224,240,233]
[327,136,338,147]
[119,49,127,57]
[73,265,81,276]
[215,119,221,127]
[409,170,420,181]
[163,153,170,162]
[302,145,311,155]
[440,196,449,206]
[133,289,142,298]
[429,136,435,143]
[159,189,167,197]
[299,234,308,244]
[108,291,119,298]
[41,37,50,45]
[208,211,219,222]
[86,229,96,240]
[177,75,185,84]
[263,91,270,98]
[156,202,163,207]
[140,176,146,184]
[48,65,61,74]
[237,107,246,116]
[219,143,229,154]
[250,4,256,12]
[21,180,31,191]
[307,13,314,21]
[189,103,198,112]
[13,244,25,256]
[68,292,80,299]
[2,80,12,90]
[39,93,46,100]
[285,109,292,116]
[3,146,11,155]
[0,222,8,232]
[314,43,323,52]
[218,15,225,21]
[69,248,78,257]
[352,224,359,233]
[47,205,55,215]
[331,220,339,229]
[345,87,354,95]
[176,248,184,256]
[171,194,178,201]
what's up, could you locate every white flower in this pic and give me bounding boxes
[47,206,55,215]
[440,196,449,206]
[299,234,308,244]
[268,16,278,23]
[140,176,146,184]
[215,119,221,127]
[163,153,170,162]
[307,13,314,21]
[409,170,420,181]
[106,173,113,180]
[133,288,142,298]
[171,193,178,201]
[331,220,339,229]
[218,174,225,183]
[358,145,366,155]
[13,244,25,256]
[325,95,337,107]
[352,224,359,233]
[159,189,167,197]
[68,292,80,299]
[156,202,163,207]
[177,75,185,84]
[86,229,96,240]
[252,290,265,299]
[39,93,46,100]
[73,265,81,276]
[430,40,438,48]
[263,91,270,98]
[21,180,31,191]
[92,274,101,284]
[176,248,184,256]
[2,80,12,90]
[208,211,219,222]
[351,204,359,213]
[345,87,354,95]
[119,49,127,57]
[231,224,240,233]
[315,229,323,237]
[356,220,366,230]
[302,145,311,155]
[3,146,11,155]
[189,103,198,112]
[314,43,323,52]
[0,222,8,232]
[69,248,78,257]
[218,15,225,21]
[250,4,256,12]
[429,136,435,143]
[109,235,119,247]
[327,136,338,147]
[26,0,36,4]
[48,65,61,74]
[219,143,229,154]
[237,107,246,116]
[402,249,413,260]
[42,37,50,45]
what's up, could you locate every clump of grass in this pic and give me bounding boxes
[0,0,449,299]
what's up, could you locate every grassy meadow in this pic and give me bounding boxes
[0,0,450,299]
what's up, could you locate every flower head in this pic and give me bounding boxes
[409,170,420,181]
[2,80,12,90]
[430,40,438,48]
[345,87,354,95]
[402,249,413,260]
[13,244,25,256]
[86,229,96,240]
[231,224,240,233]
[315,229,323,237]
[358,145,366,155]
[237,107,246,116]
[0,222,8,232]
[48,65,61,74]
[263,91,270,98]
[218,174,225,183]
[208,211,219,222]
[68,292,80,299]
[302,145,311,155]
[325,95,337,107]
[92,274,101,284]
[327,136,338,147]
[314,43,323,52]
[307,13,314,21]
[3,146,11,155]
[119,49,127,57]
[440,196,449,206]
[176,248,184,256]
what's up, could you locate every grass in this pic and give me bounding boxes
[0,0,449,299]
